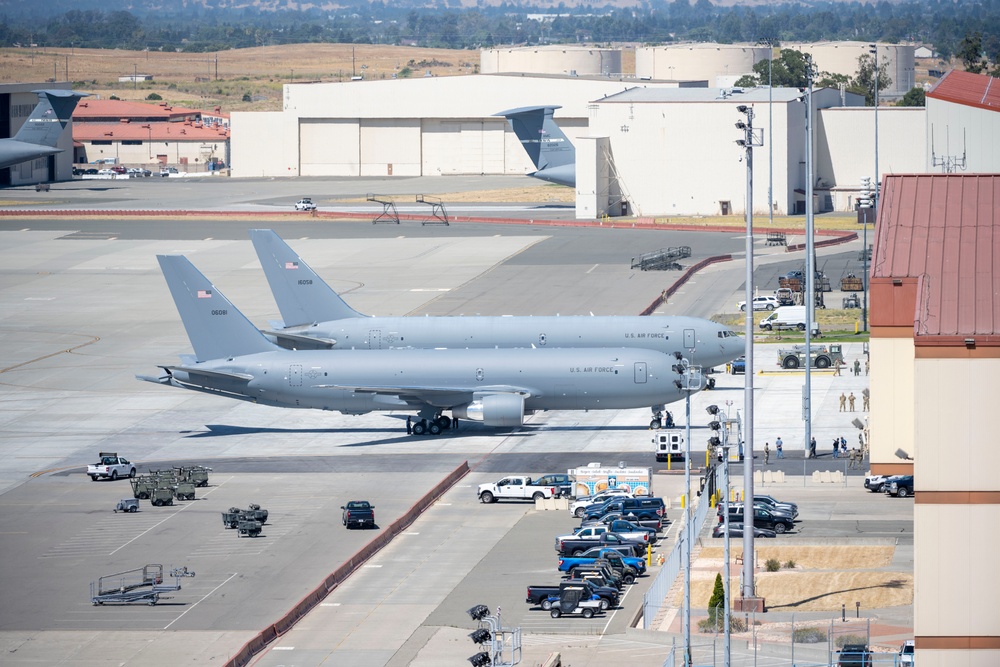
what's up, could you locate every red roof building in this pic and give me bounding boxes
[926,69,1000,112]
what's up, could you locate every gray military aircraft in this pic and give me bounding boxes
[0,90,88,171]
[495,105,575,187]
[139,255,703,435]
[249,229,744,428]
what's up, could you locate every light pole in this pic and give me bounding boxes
[804,55,817,485]
[675,358,702,667]
[735,104,763,606]
[858,178,873,332]
[869,43,880,211]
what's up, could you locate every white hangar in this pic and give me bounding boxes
[229,74,683,180]
[576,86,926,219]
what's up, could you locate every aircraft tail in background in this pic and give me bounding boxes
[12,90,88,148]
[249,229,368,327]
[494,105,576,187]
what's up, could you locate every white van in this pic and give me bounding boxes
[758,305,807,331]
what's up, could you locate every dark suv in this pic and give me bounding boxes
[584,497,665,522]
[720,505,795,534]
[886,475,914,498]
[837,644,872,667]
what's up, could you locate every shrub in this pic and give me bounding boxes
[242,92,252,102]
[698,614,748,633]
[793,627,826,644]
[784,559,796,569]
[765,558,781,572]
[835,634,868,648]
[145,92,162,100]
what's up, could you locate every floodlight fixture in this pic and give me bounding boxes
[467,604,490,621]
[706,404,719,415]
[736,104,749,114]
[735,120,747,130]
[469,629,492,644]
[468,651,492,667]
[709,421,721,431]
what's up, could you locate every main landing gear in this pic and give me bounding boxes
[408,414,455,436]
[649,407,675,430]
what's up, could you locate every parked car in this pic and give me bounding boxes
[753,494,798,519]
[295,198,317,211]
[546,582,604,619]
[719,501,794,521]
[83,168,99,175]
[478,475,558,503]
[558,548,645,579]
[526,580,618,611]
[159,166,179,176]
[581,511,661,533]
[729,355,746,374]
[128,167,152,177]
[898,640,914,665]
[570,489,633,518]
[712,523,776,539]
[555,529,646,557]
[837,644,872,667]
[582,497,666,523]
[720,505,795,534]
[87,452,136,481]
[864,473,888,493]
[533,473,572,498]
[341,500,375,528]
[886,475,914,498]
[737,295,780,311]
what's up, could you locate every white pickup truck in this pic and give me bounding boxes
[87,452,136,481]
[478,475,557,503]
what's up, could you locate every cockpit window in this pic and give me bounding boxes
[718,330,741,338]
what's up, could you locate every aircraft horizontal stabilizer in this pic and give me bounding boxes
[265,330,337,350]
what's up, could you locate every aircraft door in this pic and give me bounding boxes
[634,361,648,384]
[289,364,302,386]
[683,328,696,350]
[368,329,382,349]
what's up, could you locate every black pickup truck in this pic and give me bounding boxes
[526,580,619,611]
[837,644,872,666]
[341,500,376,529]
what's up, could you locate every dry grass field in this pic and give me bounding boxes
[1,43,477,112]
[678,545,913,612]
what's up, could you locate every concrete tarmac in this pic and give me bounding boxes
[0,177,902,667]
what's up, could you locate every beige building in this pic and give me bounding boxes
[787,41,916,98]
[869,173,1000,666]
[925,69,1000,173]
[636,43,771,83]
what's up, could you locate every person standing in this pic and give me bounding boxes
[809,436,817,459]
[833,358,843,376]
[764,442,770,465]
[849,448,858,469]
[862,388,870,411]
[848,392,856,412]
[864,358,870,376]
[841,437,848,458]
[853,359,861,376]
[839,392,847,412]
[833,438,840,458]
[775,437,784,459]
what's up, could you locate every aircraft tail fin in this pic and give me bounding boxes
[13,90,89,148]
[494,105,575,186]
[249,229,367,326]
[157,255,276,362]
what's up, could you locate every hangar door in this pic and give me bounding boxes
[300,119,360,177]
[422,119,506,176]
[360,119,421,176]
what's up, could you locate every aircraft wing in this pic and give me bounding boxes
[314,383,532,407]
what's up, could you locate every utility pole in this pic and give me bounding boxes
[804,54,817,487]
[869,43,880,211]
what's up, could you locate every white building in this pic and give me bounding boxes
[576,86,926,219]
[230,74,680,179]
[925,69,1000,173]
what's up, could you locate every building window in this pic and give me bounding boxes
[122,140,142,146]
[92,140,112,145]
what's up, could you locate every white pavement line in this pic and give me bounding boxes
[602,579,639,635]
[587,264,599,274]
[163,572,238,630]
[110,478,232,556]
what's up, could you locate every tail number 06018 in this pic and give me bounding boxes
[211,309,228,316]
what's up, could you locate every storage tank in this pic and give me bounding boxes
[480,46,622,77]
[636,43,771,82]
[786,42,916,98]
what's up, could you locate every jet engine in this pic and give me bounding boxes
[453,393,524,427]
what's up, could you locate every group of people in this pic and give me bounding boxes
[833,357,868,377]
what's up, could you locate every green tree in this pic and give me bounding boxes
[853,53,893,106]
[145,92,162,101]
[896,87,926,107]
[958,31,988,74]
[707,572,725,625]
[738,49,814,88]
